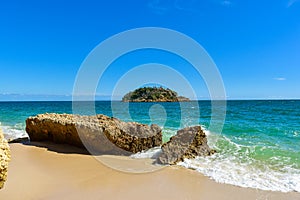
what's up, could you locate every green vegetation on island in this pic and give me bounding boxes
[122,87,190,102]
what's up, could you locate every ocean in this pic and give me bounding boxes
[0,100,299,192]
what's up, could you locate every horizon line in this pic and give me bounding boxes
[1,98,300,102]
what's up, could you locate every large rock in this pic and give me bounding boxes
[156,126,215,165]
[0,128,10,189]
[26,113,162,155]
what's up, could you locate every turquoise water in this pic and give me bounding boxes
[0,100,300,192]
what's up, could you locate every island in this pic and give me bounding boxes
[122,87,190,102]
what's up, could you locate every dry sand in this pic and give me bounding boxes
[0,143,299,200]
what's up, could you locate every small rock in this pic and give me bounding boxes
[156,126,215,165]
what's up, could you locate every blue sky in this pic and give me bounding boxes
[0,0,299,100]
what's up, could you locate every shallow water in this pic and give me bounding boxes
[0,100,299,192]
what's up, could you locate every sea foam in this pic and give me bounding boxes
[130,147,162,159]
[0,123,28,141]
[178,132,300,193]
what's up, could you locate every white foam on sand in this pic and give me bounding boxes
[0,122,28,141]
[178,132,300,193]
[130,147,162,159]
[179,155,300,192]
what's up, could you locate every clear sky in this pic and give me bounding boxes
[0,0,299,100]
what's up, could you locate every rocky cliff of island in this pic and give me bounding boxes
[0,128,10,189]
[122,87,190,102]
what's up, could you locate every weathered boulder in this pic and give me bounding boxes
[0,128,10,189]
[156,126,215,165]
[26,113,162,155]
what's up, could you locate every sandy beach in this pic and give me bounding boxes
[0,143,299,200]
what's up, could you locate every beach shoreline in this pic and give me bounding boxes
[0,143,299,200]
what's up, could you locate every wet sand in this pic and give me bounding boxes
[0,143,299,200]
